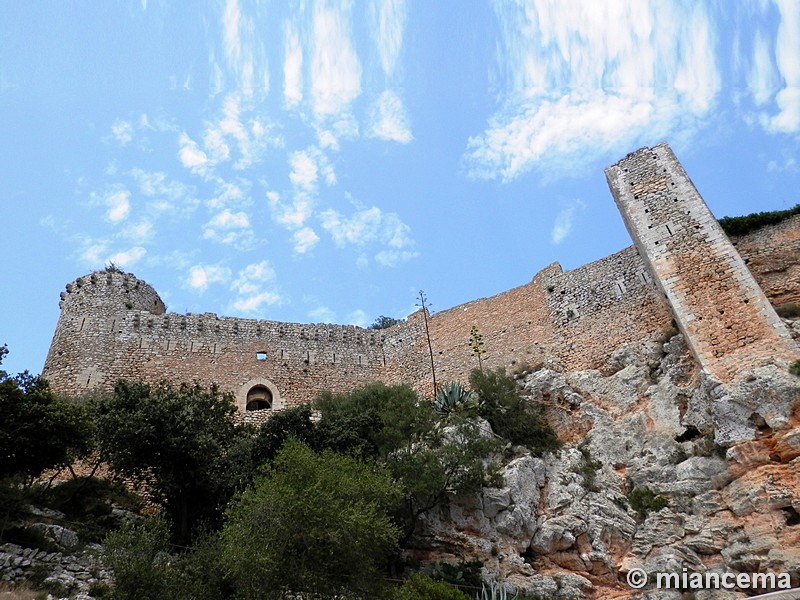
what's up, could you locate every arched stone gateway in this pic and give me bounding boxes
[236,378,284,413]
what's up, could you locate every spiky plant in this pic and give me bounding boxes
[434,382,480,417]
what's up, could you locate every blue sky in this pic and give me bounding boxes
[1,1,799,376]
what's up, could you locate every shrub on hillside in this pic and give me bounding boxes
[468,368,561,455]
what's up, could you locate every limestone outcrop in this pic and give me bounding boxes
[410,323,800,599]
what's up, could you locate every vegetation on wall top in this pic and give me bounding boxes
[718,204,800,236]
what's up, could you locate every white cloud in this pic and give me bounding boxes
[80,242,110,266]
[764,0,800,132]
[231,260,276,295]
[320,205,417,265]
[218,0,270,98]
[375,249,417,267]
[370,0,406,77]
[309,305,336,323]
[551,199,586,244]
[106,190,131,223]
[347,308,369,328]
[289,150,319,191]
[121,220,154,241]
[203,209,253,247]
[178,133,210,174]
[111,120,133,145]
[293,227,320,253]
[108,246,147,267]
[321,206,382,246]
[747,31,778,106]
[231,291,281,312]
[767,155,799,173]
[283,22,303,108]
[310,1,362,119]
[187,264,232,291]
[229,261,281,313]
[368,90,412,143]
[130,169,189,202]
[207,180,246,209]
[465,1,720,181]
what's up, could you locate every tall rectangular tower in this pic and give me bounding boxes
[605,143,798,383]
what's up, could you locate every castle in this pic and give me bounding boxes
[42,144,800,416]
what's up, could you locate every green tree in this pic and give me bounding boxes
[251,403,318,465]
[221,439,402,599]
[0,346,92,483]
[469,368,560,456]
[314,382,429,459]
[314,382,502,545]
[369,315,403,329]
[94,380,246,543]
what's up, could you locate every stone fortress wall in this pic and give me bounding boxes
[42,143,800,411]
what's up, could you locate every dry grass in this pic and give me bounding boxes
[0,581,44,600]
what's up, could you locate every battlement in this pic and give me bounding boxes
[42,144,800,410]
[58,269,166,315]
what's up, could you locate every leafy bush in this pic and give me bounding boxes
[718,204,800,236]
[390,574,473,600]
[370,315,403,329]
[221,439,402,599]
[28,476,143,543]
[468,368,560,455]
[421,559,484,589]
[103,517,174,600]
[776,303,800,319]
[0,346,93,482]
[576,447,602,491]
[628,487,669,519]
[94,380,248,543]
[790,360,800,377]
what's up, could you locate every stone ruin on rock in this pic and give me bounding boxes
[42,143,800,425]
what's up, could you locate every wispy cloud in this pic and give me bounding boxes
[202,209,254,247]
[347,308,369,328]
[309,305,336,323]
[109,246,147,267]
[368,90,412,143]
[293,227,320,253]
[310,1,362,119]
[370,0,406,78]
[111,120,134,145]
[178,133,210,175]
[465,1,720,181]
[79,238,146,268]
[551,199,586,244]
[763,0,800,132]
[283,21,304,108]
[320,204,417,266]
[105,190,131,223]
[230,260,282,312]
[218,0,269,98]
[187,263,232,291]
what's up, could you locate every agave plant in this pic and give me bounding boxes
[434,382,479,417]
[476,581,519,600]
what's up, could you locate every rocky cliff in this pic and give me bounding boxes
[410,319,800,599]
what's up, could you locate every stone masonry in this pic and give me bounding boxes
[606,142,799,383]
[42,143,800,410]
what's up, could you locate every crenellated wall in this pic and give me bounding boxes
[42,144,800,409]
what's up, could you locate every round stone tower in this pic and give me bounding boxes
[42,269,166,396]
